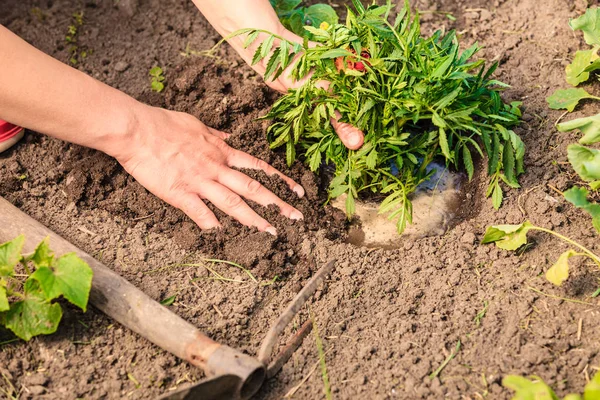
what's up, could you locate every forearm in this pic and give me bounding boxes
[0,25,139,159]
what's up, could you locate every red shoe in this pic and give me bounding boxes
[0,120,24,153]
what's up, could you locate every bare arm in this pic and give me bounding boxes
[193,0,365,150]
[0,25,304,233]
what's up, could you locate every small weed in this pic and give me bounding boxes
[429,340,461,379]
[474,301,489,327]
[159,294,176,306]
[180,43,202,57]
[149,66,165,92]
[311,310,331,400]
[64,12,86,65]
[483,221,600,287]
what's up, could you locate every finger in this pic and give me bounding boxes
[200,181,277,235]
[227,150,305,198]
[331,110,364,150]
[177,193,221,230]
[217,168,303,221]
[207,126,231,140]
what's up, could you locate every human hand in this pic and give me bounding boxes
[240,28,365,151]
[113,105,305,234]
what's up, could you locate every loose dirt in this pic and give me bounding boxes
[1,0,599,399]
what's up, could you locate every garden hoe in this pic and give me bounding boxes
[0,196,336,400]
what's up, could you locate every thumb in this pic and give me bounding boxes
[331,111,364,150]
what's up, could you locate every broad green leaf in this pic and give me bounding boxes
[566,49,597,86]
[0,235,25,277]
[564,186,600,233]
[29,253,93,311]
[149,66,163,76]
[570,8,600,46]
[564,395,583,400]
[151,81,164,93]
[0,285,8,312]
[567,144,600,182]
[502,375,559,400]
[546,249,577,286]
[270,0,301,13]
[547,88,597,112]
[4,279,63,341]
[584,372,600,400]
[481,221,534,250]
[492,181,503,210]
[27,237,54,268]
[557,114,600,145]
[304,4,338,29]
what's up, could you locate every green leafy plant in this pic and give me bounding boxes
[215,0,524,233]
[65,11,86,65]
[270,0,338,38]
[547,7,600,233]
[482,221,600,286]
[0,235,93,341]
[503,371,600,400]
[149,66,165,92]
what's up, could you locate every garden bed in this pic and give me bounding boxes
[1,0,599,399]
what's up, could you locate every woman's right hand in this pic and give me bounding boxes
[111,105,305,234]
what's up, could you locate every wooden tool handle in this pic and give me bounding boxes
[0,197,264,398]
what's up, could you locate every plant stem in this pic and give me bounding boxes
[531,226,600,266]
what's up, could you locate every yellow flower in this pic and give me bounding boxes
[319,21,330,30]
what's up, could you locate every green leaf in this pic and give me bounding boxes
[319,48,353,59]
[481,221,534,250]
[151,81,164,93]
[584,372,600,400]
[270,0,302,14]
[566,49,597,86]
[558,114,600,145]
[0,235,25,277]
[29,253,93,311]
[438,128,451,159]
[502,375,559,400]
[463,146,474,181]
[28,237,54,268]
[304,4,338,29]
[492,181,503,210]
[0,285,8,312]
[570,8,600,46]
[564,186,600,233]
[4,279,63,341]
[547,88,597,112]
[345,191,356,217]
[567,144,600,182]
[149,66,163,77]
[160,295,176,306]
[546,249,577,286]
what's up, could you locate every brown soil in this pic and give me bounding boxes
[1,0,600,399]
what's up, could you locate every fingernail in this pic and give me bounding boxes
[290,210,304,221]
[348,132,362,147]
[293,185,305,198]
[266,226,277,236]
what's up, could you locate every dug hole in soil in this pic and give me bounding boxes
[1,0,600,399]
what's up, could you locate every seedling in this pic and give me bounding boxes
[270,0,338,38]
[215,0,524,233]
[149,66,165,92]
[65,12,85,65]
[547,7,600,233]
[482,221,600,287]
[503,371,600,400]
[0,235,93,341]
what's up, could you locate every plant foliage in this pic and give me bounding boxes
[149,66,165,93]
[0,235,93,341]
[270,0,339,38]
[221,0,523,233]
[547,7,600,233]
[482,221,600,287]
[503,371,600,400]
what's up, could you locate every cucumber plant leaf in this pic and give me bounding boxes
[0,234,25,277]
[547,88,598,112]
[546,249,577,286]
[564,186,600,233]
[30,253,93,311]
[557,113,600,145]
[567,144,600,182]
[502,375,559,400]
[570,7,600,46]
[481,221,533,250]
[566,49,597,86]
[3,279,63,341]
